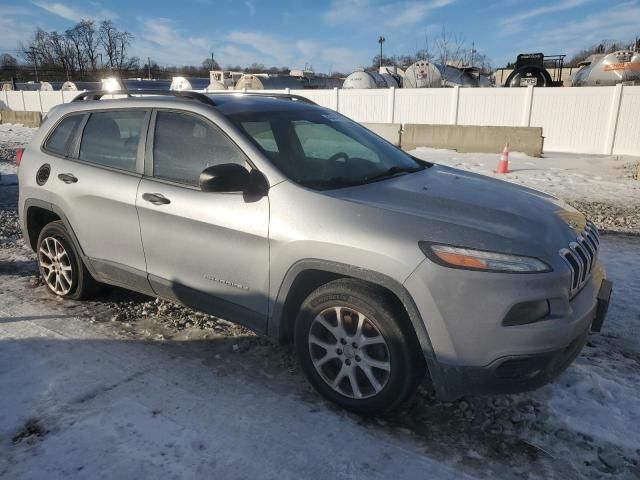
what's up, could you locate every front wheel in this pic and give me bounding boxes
[294,279,425,414]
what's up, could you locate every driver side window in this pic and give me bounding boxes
[292,121,379,163]
[153,111,248,186]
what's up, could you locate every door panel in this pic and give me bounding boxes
[136,179,270,322]
[46,109,150,290]
[49,158,148,279]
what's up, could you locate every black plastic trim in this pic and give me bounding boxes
[149,274,267,334]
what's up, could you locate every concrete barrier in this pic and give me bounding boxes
[401,124,544,157]
[0,110,42,128]
[362,123,402,146]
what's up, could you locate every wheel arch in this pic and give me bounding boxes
[270,259,437,364]
[23,198,96,276]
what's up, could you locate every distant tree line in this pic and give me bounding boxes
[566,36,640,67]
[0,19,299,83]
[368,29,493,74]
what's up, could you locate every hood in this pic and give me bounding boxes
[327,165,585,257]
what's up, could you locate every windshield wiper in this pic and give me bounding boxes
[364,166,423,183]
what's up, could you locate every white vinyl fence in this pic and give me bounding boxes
[2,85,639,156]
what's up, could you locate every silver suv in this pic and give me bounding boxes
[18,90,612,413]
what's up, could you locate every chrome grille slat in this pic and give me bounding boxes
[559,223,600,297]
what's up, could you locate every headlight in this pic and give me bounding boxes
[419,242,552,273]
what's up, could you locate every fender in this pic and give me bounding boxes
[270,259,438,358]
[22,198,154,295]
[24,197,97,276]
[269,259,449,394]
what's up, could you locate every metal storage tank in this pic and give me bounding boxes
[572,50,640,86]
[61,81,100,91]
[39,82,53,91]
[170,76,211,91]
[206,80,227,91]
[210,70,243,89]
[403,61,442,88]
[403,61,481,88]
[234,74,305,90]
[342,70,398,89]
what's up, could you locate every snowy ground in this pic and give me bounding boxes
[411,148,640,234]
[1,127,639,478]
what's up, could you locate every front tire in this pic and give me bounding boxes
[294,279,424,414]
[37,220,99,300]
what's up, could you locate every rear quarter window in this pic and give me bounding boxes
[43,114,83,157]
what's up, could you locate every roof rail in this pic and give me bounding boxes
[72,89,216,107]
[208,91,317,105]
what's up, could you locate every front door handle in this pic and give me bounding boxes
[142,193,171,205]
[58,173,78,184]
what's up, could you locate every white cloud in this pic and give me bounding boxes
[32,1,118,22]
[244,1,256,16]
[505,1,640,58]
[133,18,210,66]
[499,0,590,33]
[324,0,456,29]
[226,31,293,66]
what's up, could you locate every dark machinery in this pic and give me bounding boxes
[504,53,565,87]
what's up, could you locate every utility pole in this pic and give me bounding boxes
[378,36,385,70]
[30,47,39,83]
[147,56,152,80]
[470,41,476,67]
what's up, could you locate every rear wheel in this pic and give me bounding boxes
[37,221,100,300]
[294,279,424,414]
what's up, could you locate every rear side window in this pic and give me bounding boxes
[79,111,146,172]
[44,115,83,157]
[153,111,248,186]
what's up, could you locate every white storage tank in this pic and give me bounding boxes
[403,61,442,88]
[572,50,640,86]
[170,76,211,91]
[342,70,398,89]
[234,74,305,90]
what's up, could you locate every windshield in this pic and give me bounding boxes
[226,108,424,189]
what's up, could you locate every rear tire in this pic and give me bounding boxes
[37,220,100,300]
[294,278,425,414]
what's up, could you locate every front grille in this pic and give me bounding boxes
[559,221,600,297]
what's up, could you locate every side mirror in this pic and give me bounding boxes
[199,163,251,192]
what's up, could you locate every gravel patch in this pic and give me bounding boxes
[569,200,640,235]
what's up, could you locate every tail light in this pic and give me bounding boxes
[15,148,24,167]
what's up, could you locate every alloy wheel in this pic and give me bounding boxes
[308,306,391,399]
[39,236,74,295]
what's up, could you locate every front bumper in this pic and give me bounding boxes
[404,256,611,400]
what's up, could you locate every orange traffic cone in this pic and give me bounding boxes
[495,143,509,174]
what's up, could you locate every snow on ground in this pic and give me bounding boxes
[411,148,640,206]
[411,148,640,234]
[0,124,33,186]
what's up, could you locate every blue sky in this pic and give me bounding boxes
[1,0,639,73]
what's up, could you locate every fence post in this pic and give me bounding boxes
[604,84,623,155]
[333,87,339,112]
[388,87,396,123]
[521,85,534,127]
[0,89,7,110]
[37,90,43,113]
[449,86,460,125]
[20,90,26,111]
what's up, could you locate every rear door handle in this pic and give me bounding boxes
[142,193,171,205]
[58,173,78,184]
